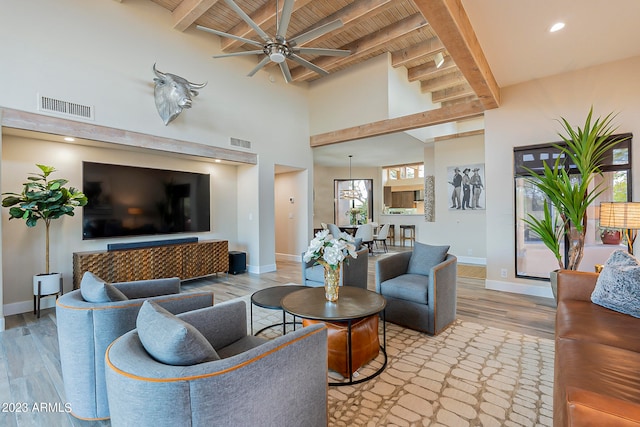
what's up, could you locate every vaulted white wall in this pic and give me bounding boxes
[485,56,640,297]
[0,0,313,320]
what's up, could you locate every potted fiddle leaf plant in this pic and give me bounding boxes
[2,164,87,296]
[522,108,630,299]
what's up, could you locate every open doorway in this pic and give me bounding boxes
[274,165,309,263]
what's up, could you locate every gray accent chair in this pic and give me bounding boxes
[376,246,457,335]
[56,277,214,420]
[105,300,328,427]
[302,246,369,289]
[327,223,342,238]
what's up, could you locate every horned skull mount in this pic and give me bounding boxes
[153,63,207,126]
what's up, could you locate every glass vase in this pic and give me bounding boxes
[324,264,341,302]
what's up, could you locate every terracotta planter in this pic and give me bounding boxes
[601,230,622,245]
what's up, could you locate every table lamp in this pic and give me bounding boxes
[599,202,640,254]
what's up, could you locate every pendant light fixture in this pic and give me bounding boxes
[340,155,360,200]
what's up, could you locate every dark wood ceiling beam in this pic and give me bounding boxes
[292,13,428,82]
[391,37,444,67]
[420,70,465,92]
[221,0,314,50]
[431,83,474,103]
[173,0,222,31]
[310,100,484,146]
[412,0,500,109]
[407,56,456,81]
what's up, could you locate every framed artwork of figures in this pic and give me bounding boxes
[447,164,485,210]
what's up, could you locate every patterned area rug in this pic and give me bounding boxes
[243,292,554,427]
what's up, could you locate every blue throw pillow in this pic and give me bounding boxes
[591,250,640,318]
[407,242,450,276]
[136,300,220,365]
[80,271,128,303]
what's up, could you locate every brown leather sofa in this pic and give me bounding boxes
[554,270,640,426]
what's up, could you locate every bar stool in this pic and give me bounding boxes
[387,224,395,246]
[399,225,415,247]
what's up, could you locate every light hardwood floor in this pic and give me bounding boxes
[0,247,556,426]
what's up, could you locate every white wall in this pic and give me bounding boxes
[422,134,486,260]
[274,169,309,261]
[485,55,640,297]
[0,0,314,317]
[1,134,238,313]
[308,54,390,134]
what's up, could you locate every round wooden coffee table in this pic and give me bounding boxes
[281,286,387,386]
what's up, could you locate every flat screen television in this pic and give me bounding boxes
[82,162,210,239]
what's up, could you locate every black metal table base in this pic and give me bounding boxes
[328,311,387,386]
[329,346,387,386]
[253,320,302,337]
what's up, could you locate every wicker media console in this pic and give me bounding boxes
[72,239,229,289]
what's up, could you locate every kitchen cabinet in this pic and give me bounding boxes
[391,191,415,208]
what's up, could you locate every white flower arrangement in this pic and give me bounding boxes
[303,229,357,270]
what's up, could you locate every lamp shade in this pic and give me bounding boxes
[600,202,640,229]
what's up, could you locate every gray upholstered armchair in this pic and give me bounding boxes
[302,246,369,289]
[56,274,214,420]
[376,242,457,335]
[105,300,328,427]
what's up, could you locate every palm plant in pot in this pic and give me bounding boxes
[2,164,87,297]
[522,108,630,296]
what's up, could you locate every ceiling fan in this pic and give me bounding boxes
[197,0,351,83]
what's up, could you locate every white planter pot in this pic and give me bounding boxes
[33,273,62,296]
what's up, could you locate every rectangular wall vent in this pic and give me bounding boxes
[38,95,94,120]
[230,137,251,149]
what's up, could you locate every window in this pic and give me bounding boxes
[334,179,373,226]
[514,134,632,280]
[384,164,423,181]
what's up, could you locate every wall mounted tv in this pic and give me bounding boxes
[82,162,210,239]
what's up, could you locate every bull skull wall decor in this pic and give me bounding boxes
[152,64,207,125]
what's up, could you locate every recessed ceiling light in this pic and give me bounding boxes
[63,137,75,142]
[214,159,221,163]
[550,22,565,33]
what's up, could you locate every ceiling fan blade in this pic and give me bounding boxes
[197,25,264,48]
[247,56,271,77]
[213,50,264,58]
[224,0,271,42]
[289,20,344,46]
[279,61,292,83]
[276,0,295,40]
[292,47,351,57]
[290,54,329,77]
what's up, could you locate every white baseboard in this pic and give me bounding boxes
[275,253,302,263]
[456,256,486,265]
[485,279,554,299]
[248,263,277,274]
[3,296,57,317]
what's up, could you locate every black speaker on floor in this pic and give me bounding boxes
[228,251,247,275]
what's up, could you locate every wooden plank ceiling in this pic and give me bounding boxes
[146,0,498,143]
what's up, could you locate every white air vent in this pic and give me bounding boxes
[230,137,251,149]
[37,94,94,120]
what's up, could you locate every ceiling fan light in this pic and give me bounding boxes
[270,51,286,63]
